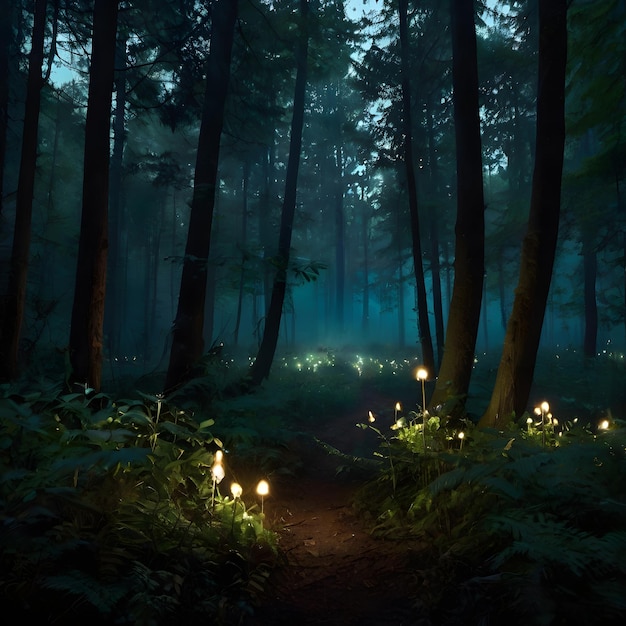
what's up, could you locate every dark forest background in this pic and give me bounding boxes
[0,0,624,423]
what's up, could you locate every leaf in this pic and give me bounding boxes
[43,571,127,613]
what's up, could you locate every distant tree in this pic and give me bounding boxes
[424,94,446,365]
[164,0,238,392]
[330,83,346,333]
[429,0,485,414]
[0,0,13,219]
[104,32,127,361]
[478,17,538,339]
[564,0,626,349]
[68,0,119,391]
[232,159,250,346]
[480,0,567,426]
[581,227,598,357]
[398,0,434,370]
[248,0,309,385]
[0,0,53,380]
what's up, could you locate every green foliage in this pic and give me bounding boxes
[0,385,276,625]
[356,410,626,625]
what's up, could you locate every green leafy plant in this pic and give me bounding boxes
[0,385,276,625]
[357,414,626,625]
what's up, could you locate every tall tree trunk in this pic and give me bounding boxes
[164,0,237,392]
[361,203,370,338]
[105,35,127,360]
[398,0,435,373]
[249,0,308,386]
[204,191,219,344]
[0,0,47,381]
[233,159,249,346]
[328,82,346,333]
[259,139,275,325]
[69,0,119,391]
[498,248,508,330]
[0,0,12,218]
[143,204,162,366]
[397,255,405,346]
[480,0,567,426]
[334,143,345,333]
[582,232,597,358]
[40,94,62,298]
[429,0,485,414]
[426,96,445,366]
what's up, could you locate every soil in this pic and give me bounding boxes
[244,389,436,626]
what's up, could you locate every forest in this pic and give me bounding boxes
[1,0,625,624]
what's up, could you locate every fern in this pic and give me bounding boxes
[43,570,128,614]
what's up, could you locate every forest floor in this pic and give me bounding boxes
[244,388,436,626]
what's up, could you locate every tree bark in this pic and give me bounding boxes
[69,0,119,391]
[233,159,249,346]
[480,0,567,426]
[398,0,435,372]
[429,0,485,414]
[0,0,47,380]
[426,95,445,367]
[105,35,128,360]
[0,0,12,218]
[249,0,309,386]
[361,201,370,338]
[582,232,597,358]
[334,142,345,333]
[164,0,238,392]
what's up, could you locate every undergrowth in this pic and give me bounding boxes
[4,346,626,625]
[0,381,277,625]
[355,407,626,626]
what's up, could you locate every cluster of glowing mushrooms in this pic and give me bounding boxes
[210,450,270,524]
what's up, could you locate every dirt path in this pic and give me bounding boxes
[246,390,433,625]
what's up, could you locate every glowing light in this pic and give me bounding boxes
[257,479,269,516]
[211,463,225,483]
[211,461,225,510]
[535,401,550,447]
[256,479,269,497]
[368,410,375,423]
[215,450,224,463]
[458,431,465,451]
[599,420,609,430]
[416,366,428,450]
[230,482,243,534]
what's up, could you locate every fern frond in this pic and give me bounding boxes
[487,511,626,578]
[43,570,127,613]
